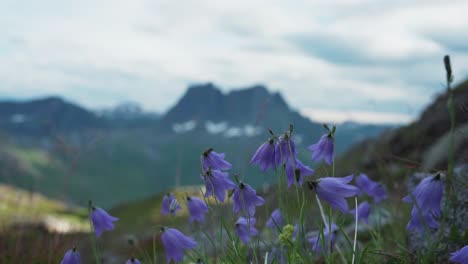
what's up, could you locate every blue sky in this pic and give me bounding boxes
[1,0,467,124]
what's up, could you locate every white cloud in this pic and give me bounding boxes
[0,0,467,123]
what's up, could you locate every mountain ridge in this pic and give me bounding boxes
[0,83,392,207]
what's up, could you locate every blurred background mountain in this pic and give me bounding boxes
[0,83,392,208]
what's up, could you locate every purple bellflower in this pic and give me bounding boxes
[266,208,285,229]
[308,175,359,213]
[403,174,444,233]
[308,224,338,253]
[406,207,439,232]
[61,247,81,264]
[355,173,387,203]
[275,133,296,166]
[449,245,468,264]
[402,173,444,217]
[250,138,276,171]
[201,148,232,171]
[186,196,208,223]
[232,182,265,217]
[90,207,118,237]
[161,227,197,263]
[285,158,314,188]
[308,133,334,165]
[126,258,141,264]
[235,217,259,244]
[202,169,236,202]
[349,201,372,224]
[161,193,181,216]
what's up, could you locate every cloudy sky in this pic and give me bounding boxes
[1,0,467,124]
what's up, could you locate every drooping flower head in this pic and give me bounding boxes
[90,206,118,237]
[308,126,335,165]
[355,173,388,203]
[161,193,181,216]
[449,245,468,264]
[402,173,444,217]
[275,130,296,166]
[308,175,359,213]
[250,138,276,171]
[235,217,259,244]
[308,224,338,253]
[232,182,265,217]
[268,246,287,264]
[406,207,439,232]
[202,169,236,202]
[160,227,197,263]
[349,201,372,224]
[285,158,314,188]
[185,196,208,223]
[266,208,285,229]
[201,148,232,171]
[125,258,141,264]
[61,247,81,264]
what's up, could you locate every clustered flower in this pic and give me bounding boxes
[308,125,335,165]
[308,175,359,213]
[232,182,265,217]
[60,247,81,264]
[355,173,388,203]
[235,217,259,244]
[161,193,181,216]
[61,124,459,263]
[449,245,468,264]
[402,173,444,232]
[90,205,118,237]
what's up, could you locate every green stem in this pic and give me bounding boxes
[351,197,358,264]
[87,203,101,264]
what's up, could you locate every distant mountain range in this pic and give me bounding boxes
[0,83,392,207]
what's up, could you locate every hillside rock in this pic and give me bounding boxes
[336,80,468,181]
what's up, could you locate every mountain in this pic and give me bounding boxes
[0,97,103,136]
[0,84,391,207]
[161,83,390,152]
[334,80,468,182]
[97,102,160,128]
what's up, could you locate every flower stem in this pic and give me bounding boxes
[87,202,101,264]
[351,196,358,264]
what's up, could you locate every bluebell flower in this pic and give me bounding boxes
[90,207,118,237]
[406,207,439,232]
[61,247,81,264]
[449,245,468,264]
[275,133,296,166]
[349,201,371,224]
[186,196,208,223]
[235,217,258,244]
[402,173,444,217]
[308,133,334,165]
[202,169,236,202]
[201,148,232,171]
[266,208,285,229]
[268,246,287,264]
[126,258,141,264]
[285,158,314,188]
[232,182,265,216]
[308,175,359,213]
[355,173,388,203]
[161,193,181,216]
[160,227,197,263]
[250,139,276,171]
[308,224,338,253]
